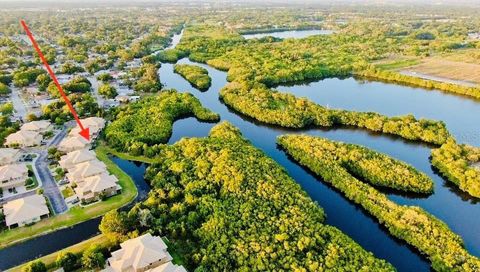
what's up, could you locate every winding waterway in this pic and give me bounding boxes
[1,30,480,271]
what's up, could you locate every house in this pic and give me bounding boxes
[20,120,53,134]
[0,148,20,166]
[105,233,174,272]
[5,130,42,147]
[3,194,49,228]
[69,117,105,139]
[66,160,107,184]
[58,136,90,153]
[59,149,97,170]
[0,163,28,189]
[74,173,120,203]
[148,262,187,272]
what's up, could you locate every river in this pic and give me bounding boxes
[2,30,480,272]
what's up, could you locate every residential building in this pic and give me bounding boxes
[59,149,97,169]
[74,173,120,203]
[147,263,187,272]
[0,163,28,189]
[5,130,42,147]
[3,194,49,228]
[0,148,20,166]
[69,117,105,139]
[105,233,175,272]
[58,136,90,153]
[20,120,53,134]
[66,160,107,184]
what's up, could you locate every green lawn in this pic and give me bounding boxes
[374,58,420,70]
[96,142,158,164]
[0,143,138,250]
[26,164,39,190]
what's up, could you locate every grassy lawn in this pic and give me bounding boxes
[0,143,138,250]
[374,58,420,70]
[26,164,39,190]
[96,142,158,164]
[8,235,110,272]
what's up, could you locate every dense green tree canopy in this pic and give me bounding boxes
[278,135,480,271]
[173,64,211,90]
[105,90,219,156]
[102,122,394,271]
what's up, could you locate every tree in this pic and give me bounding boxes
[22,261,47,272]
[36,74,51,92]
[56,252,78,272]
[0,82,10,95]
[0,102,14,115]
[81,245,105,270]
[98,83,118,99]
[99,209,132,243]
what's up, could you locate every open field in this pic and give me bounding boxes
[400,58,480,86]
[0,144,137,250]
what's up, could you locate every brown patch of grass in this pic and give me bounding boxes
[403,58,480,84]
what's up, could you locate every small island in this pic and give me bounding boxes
[173,64,212,90]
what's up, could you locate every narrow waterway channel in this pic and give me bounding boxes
[2,30,479,272]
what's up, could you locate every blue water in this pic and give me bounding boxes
[159,58,480,271]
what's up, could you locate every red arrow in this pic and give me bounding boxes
[20,20,90,141]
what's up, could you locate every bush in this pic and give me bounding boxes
[56,252,79,272]
[22,261,47,272]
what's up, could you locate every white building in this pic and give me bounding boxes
[66,160,107,184]
[59,149,97,170]
[5,130,42,147]
[0,163,28,190]
[69,117,106,139]
[0,148,20,166]
[104,233,176,272]
[20,120,53,134]
[3,194,50,228]
[74,173,120,203]
[58,136,90,153]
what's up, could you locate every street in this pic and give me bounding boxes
[34,128,68,214]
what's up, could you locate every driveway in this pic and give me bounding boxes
[34,128,69,214]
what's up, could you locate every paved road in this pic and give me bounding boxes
[35,128,68,214]
[10,86,27,120]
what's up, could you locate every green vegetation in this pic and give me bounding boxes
[0,82,10,95]
[12,67,45,87]
[358,68,480,99]
[0,103,19,145]
[0,144,137,250]
[98,83,118,99]
[277,134,480,271]
[61,187,75,198]
[96,73,113,82]
[173,64,211,90]
[156,48,187,63]
[21,260,47,272]
[101,122,394,271]
[131,63,162,92]
[105,90,219,156]
[220,82,450,145]
[59,62,85,74]
[431,139,480,198]
[47,76,91,97]
[42,93,100,124]
[10,236,110,272]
